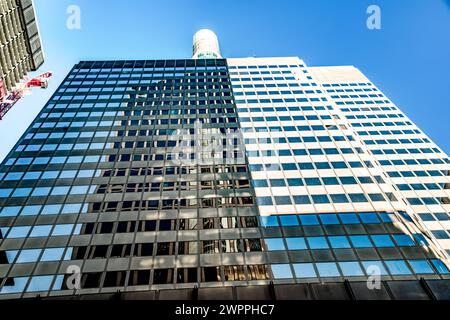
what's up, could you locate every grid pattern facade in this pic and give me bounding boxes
[0,57,449,299]
[0,59,271,299]
[0,0,43,95]
[228,56,450,280]
[311,66,450,253]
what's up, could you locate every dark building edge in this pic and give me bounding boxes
[19,280,450,300]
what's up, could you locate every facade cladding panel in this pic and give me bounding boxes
[0,57,449,300]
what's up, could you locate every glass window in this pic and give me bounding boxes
[52,224,74,236]
[340,177,357,185]
[361,261,388,276]
[312,195,330,204]
[0,189,13,198]
[316,262,340,277]
[281,163,297,171]
[339,262,364,276]
[275,196,292,205]
[60,171,77,178]
[252,180,268,188]
[315,162,331,169]
[5,172,24,180]
[330,194,349,203]
[16,158,32,165]
[257,197,273,206]
[432,230,450,239]
[279,215,299,226]
[349,193,368,203]
[298,163,314,170]
[6,226,31,238]
[31,187,51,197]
[42,171,59,179]
[305,178,321,186]
[408,260,434,274]
[271,264,293,279]
[349,235,373,248]
[418,213,435,222]
[431,259,450,274]
[259,216,279,227]
[41,205,62,215]
[26,275,54,292]
[51,186,70,196]
[299,215,319,226]
[329,236,351,249]
[41,248,65,262]
[379,212,396,223]
[385,260,412,275]
[293,195,311,204]
[293,263,316,278]
[323,177,339,185]
[369,193,386,202]
[358,176,373,184]
[359,212,380,224]
[0,277,29,294]
[51,274,65,291]
[30,225,52,237]
[265,238,285,251]
[12,188,32,198]
[319,214,339,225]
[1,206,22,216]
[62,203,81,214]
[17,249,42,263]
[70,186,89,195]
[307,237,329,249]
[393,234,415,247]
[287,178,304,186]
[286,237,307,250]
[3,250,18,263]
[338,213,360,224]
[270,179,286,187]
[371,235,395,247]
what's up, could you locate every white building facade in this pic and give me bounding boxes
[228,56,450,266]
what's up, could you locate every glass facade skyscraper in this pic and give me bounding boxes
[0,34,449,300]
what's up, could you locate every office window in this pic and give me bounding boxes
[349,235,373,248]
[318,214,339,225]
[279,215,299,226]
[265,238,285,251]
[408,260,434,274]
[307,237,329,249]
[293,263,316,278]
[316,262,340,277]
[299,215,319,226]
[286,237,307,250]
[339,262,364,277]
[271,264,292,279]
[329,236,351,249]
[385,260,412,275]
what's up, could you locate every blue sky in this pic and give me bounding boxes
[1,0,449,161]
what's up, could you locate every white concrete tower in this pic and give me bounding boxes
[192,29,222,59]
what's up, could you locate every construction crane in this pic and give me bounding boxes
[0,72,53,120]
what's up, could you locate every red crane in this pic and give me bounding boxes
[0,72,53,120]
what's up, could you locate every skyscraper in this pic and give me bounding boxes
[0,30,449,300]
[0,0,44,99]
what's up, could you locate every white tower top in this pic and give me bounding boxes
[192,29,222,59]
